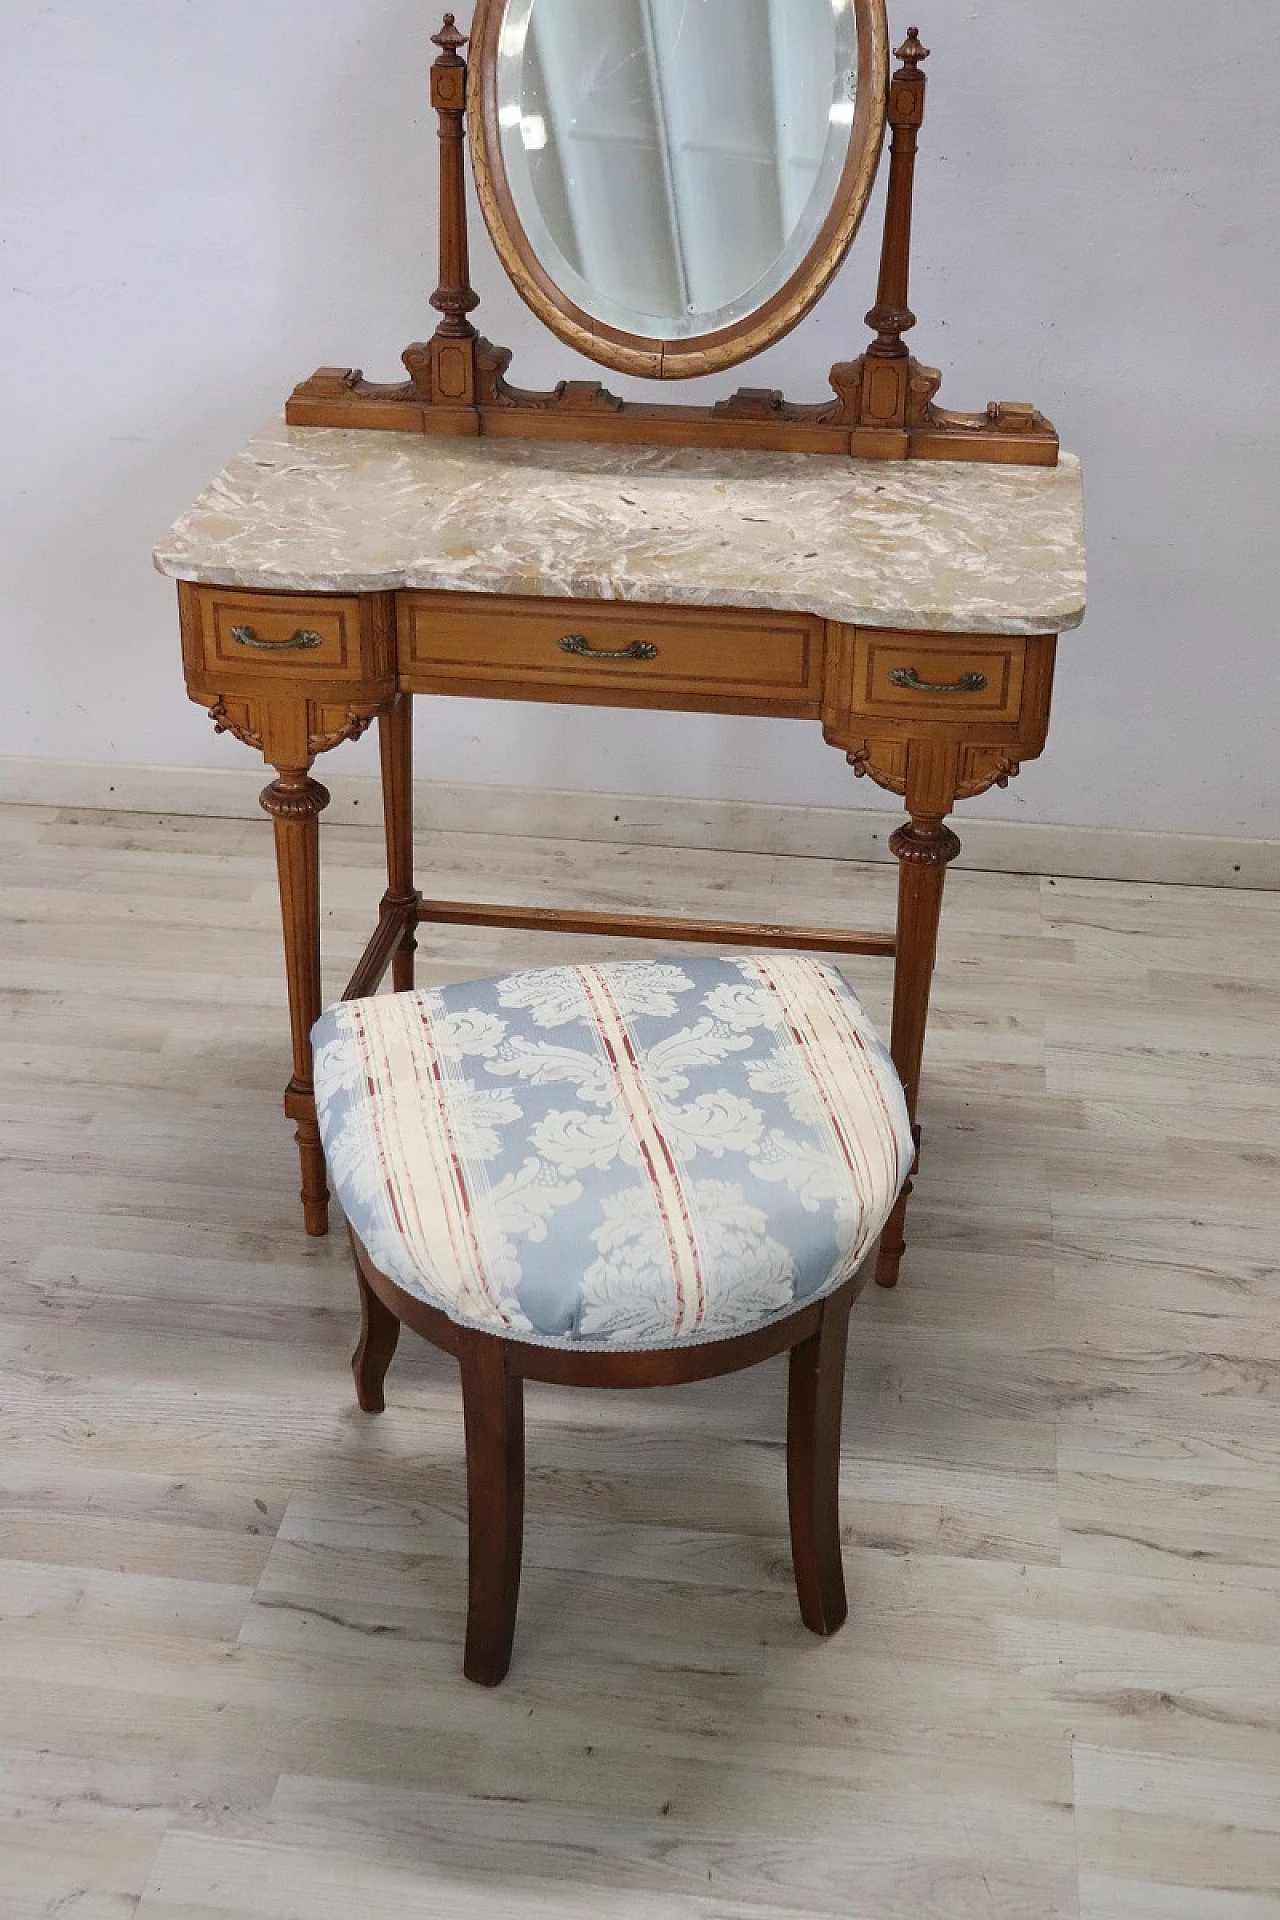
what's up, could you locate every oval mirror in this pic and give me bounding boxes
[469,0,889,378]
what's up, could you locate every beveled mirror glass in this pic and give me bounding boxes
[471,0,888,377]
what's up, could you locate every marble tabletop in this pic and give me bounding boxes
[155,419,1086,636]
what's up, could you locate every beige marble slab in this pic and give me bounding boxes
[154,419,1087,636]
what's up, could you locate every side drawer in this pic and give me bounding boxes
[399,593,824,714]
[852,630,1026,725]
[186,587,371,682]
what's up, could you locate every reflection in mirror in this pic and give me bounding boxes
[497,0,860,343]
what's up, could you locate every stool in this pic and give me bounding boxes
[312,954,912,1684]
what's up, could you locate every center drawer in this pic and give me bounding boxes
[399,593,824,714]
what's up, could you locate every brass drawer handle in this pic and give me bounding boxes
[230,624,325,653]
[558,634,659,663]
[888,666,988,694]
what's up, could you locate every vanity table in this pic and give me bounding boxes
[156,1,1086,1290]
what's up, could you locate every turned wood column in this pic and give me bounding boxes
[876,741,961,1289]
[851,28,932,453]
[865,29,929,370]
[261,766,331,1236]
[408,12,481,410]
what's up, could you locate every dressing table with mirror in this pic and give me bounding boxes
[157,0,1086,1291]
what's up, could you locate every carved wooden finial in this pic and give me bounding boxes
[896,27,930,70]
[432,12,468,58]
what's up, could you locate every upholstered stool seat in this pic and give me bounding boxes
[312,955,912,1683]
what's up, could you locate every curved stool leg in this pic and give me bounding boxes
[460,1333,526,1686]
[351,1251,401,1414]
[786,1283,852,1636]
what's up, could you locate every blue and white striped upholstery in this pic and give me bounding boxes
[312,956,912,1352]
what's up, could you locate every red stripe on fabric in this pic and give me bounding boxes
[749,955,906,1270]
[811,966,903,1199]
[367,999,440,1265]
[575,969,688,1329]
[412,997,498,1313]
[350,999,406,1237]
[577,966,706,1334]
[597,976,707,1324]
[750,958,865,1196]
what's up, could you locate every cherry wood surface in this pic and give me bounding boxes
[397,594,826,716]
[414,899,898,960]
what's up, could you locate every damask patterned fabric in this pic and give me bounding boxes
[312,956,912,1352]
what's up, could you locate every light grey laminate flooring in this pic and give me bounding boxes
[2,800,1278,1919]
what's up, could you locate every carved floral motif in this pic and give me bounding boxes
[308,707,379,757]
[845,738,1025,804]
[846,740,908,796]
[208,700,262,752]
[956,747,1023,799]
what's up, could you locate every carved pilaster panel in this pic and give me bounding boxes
[431,336,478,407]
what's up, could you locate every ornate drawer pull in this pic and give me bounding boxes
[558,634,659,663]
[888,666,988,694]
[230,624,325,653]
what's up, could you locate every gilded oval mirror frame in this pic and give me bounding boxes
[467,0,891,380]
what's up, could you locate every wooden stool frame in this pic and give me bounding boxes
[349,1227,859,1686]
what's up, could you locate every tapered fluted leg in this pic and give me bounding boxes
[459,1335,525,1686]
[351,1249,401,1414]
[787,1284,853,1636]
[261,766,331,1235]
[875,810,961,1287]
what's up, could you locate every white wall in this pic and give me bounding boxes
[2,0,1277,838]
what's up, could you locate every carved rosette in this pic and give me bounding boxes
[889,819,961,867]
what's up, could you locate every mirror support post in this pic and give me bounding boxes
[408,13,481,414]
[849,28,930,457]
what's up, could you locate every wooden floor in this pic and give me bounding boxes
[2,799,1279,1920]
